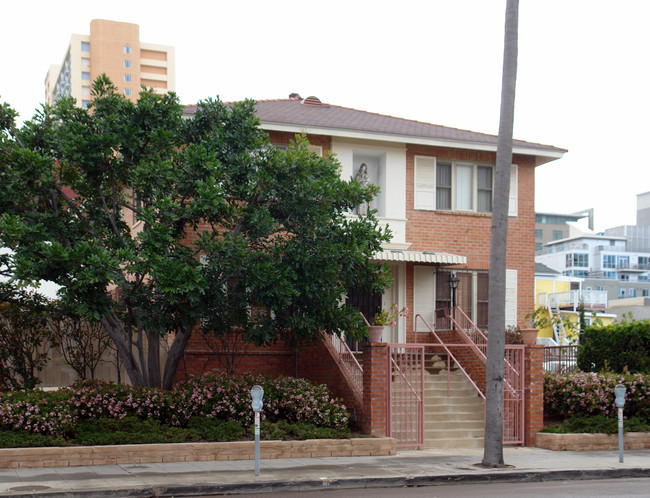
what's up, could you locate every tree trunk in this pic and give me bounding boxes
[146,328,162,388]
[100,311,147,386]
[483,0,519,468]
[161,325,194,390]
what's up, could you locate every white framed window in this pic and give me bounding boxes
[124,73,132,82]
[414,156,500,213]
[508,164,518,216]
[81,100,90,109]
[81,41,90,52]
[124,45,132,54]
[124,59,132,68]
[81,58,90,67]
[124,88,132,96]
[81,72,90,81]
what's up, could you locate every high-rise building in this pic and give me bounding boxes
[45,19,175,109]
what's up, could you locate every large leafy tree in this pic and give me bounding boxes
[0,79,390,389]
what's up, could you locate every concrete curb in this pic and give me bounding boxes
[8,467,650,498]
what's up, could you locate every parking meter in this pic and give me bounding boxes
[251,385,264,412]
[614,384,626,463]
[250,385,264,476]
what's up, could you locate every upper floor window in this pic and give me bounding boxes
[81,100,90,109]
[124,59,132,68]
[552,230,563,240]
[124,88,132,97]
[124,45,132,54]
[81,58,90,67]
[566,253,588,267]
[414,156,517,215]
[81,41,90,52]
[124,73,132,82]
[603,254,616,269]
[535,229,543,239]
[81,72,90,81]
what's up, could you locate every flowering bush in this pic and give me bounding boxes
[545,371,650,421]
[373,304,408,326]
[0,374,350,438]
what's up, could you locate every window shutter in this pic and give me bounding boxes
[415,156,436,210]
[508,164,518,216]
[505,269,518,327]
[414,266,435,332]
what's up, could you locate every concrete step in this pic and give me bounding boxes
[425,412,484,423]
[423,436,484,449]
[424,419,484,430]
[425,427,485,439]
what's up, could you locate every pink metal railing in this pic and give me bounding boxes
[503,345,525,445]
[415,314,485,400]
[443,306,488,359]
[443,307,521,399]
[423,309,525,445]
[387,344,425,448]
[327,334,363,399]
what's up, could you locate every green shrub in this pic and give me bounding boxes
[541,415,650,434]
[544,371,650,421]
[578,319,650,373]
[0,429,67,448]
[252,420,350,440]
[187,416,244,442]
[74,417,191,445]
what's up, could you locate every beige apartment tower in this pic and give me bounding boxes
[45,19,175,108]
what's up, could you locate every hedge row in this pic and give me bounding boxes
[545,371,650,421]
[0,374,349,437]
[578,319,650,373]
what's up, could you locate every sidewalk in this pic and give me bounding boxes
[1,446,649,497]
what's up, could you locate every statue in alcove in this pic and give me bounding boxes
[355,163,369,216]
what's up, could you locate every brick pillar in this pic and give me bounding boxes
[524,344,544,446]
[361,342,388,437]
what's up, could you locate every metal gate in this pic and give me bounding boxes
[503,345,525,445]
[387,344,425,448]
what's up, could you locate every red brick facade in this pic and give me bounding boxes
[175,126,545,445]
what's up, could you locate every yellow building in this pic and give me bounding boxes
[534,262,615,343]
[45,19,175,109]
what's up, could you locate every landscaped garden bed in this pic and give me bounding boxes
[0,374,355,448]
[540,370,650,450]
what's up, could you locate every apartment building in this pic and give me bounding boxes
[537,192,650,301]
[45,19,175,109]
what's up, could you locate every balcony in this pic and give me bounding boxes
[539,290,608,311]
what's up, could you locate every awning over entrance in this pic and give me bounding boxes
[372,250,466,265]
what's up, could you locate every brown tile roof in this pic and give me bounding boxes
[183,96,566,157]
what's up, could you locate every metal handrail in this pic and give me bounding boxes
[327,334,363,397]
[414,314,485,400]
[443,306,520,399]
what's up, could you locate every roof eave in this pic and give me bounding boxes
[259,121,566,164]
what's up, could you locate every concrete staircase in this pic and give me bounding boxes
[423,353,485,449]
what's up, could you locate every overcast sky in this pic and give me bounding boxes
[2,0,649,233]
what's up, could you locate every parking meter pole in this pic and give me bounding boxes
[618,407,624,463]
[614,384,626,464]
[250,386,264,477]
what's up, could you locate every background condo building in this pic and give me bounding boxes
[45,19,175,109]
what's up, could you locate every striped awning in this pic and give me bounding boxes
[372,250,466,265]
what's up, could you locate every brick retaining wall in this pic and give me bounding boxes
[0,437,396,469]
[536,432,650,451]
